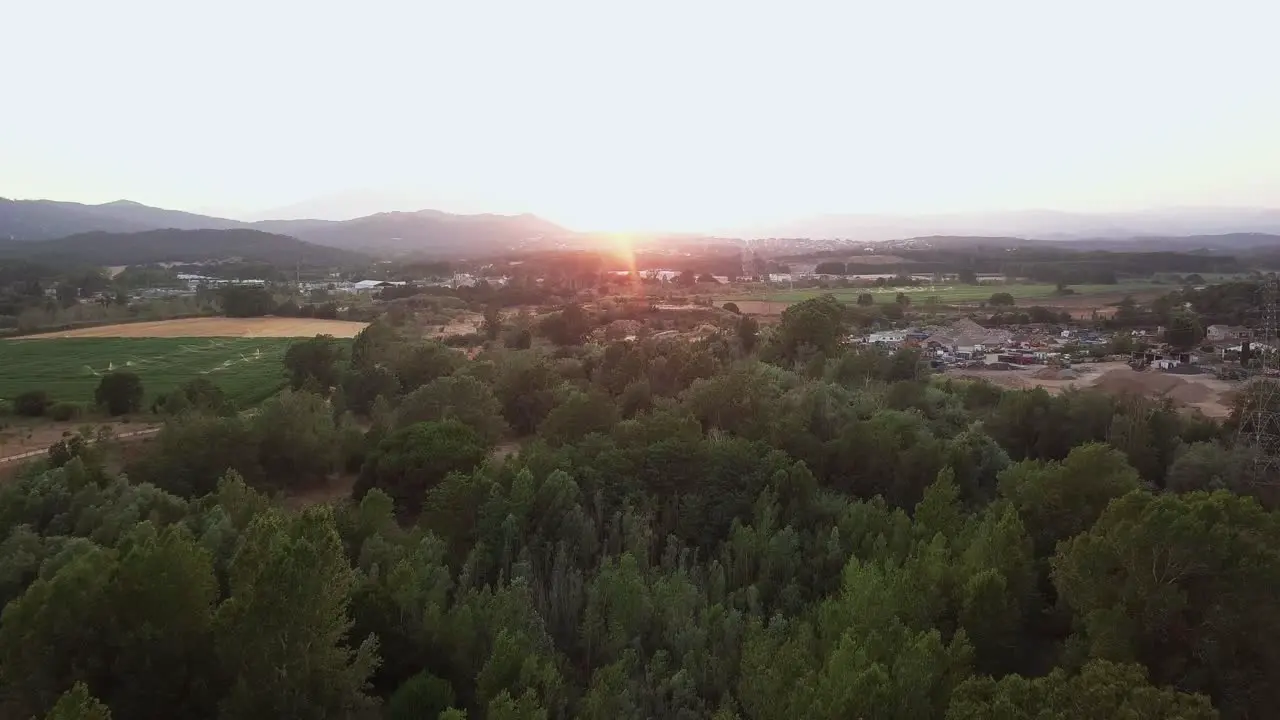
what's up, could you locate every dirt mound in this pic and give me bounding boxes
[1092,368,1214,405]
[1093,369,1182,397]
[1032,367,1079,381]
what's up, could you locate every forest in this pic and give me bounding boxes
[2,295,1278,719]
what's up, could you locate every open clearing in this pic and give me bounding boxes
[25,317,368,339]
[721,282,1168,311]
[0,337,315,407]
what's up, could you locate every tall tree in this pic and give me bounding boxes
[215,506,379,719]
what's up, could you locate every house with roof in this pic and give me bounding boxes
[1206,324,1250,343]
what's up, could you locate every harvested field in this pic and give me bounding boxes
[25,317,369,339]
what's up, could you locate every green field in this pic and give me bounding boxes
[0,338,299,407]
[723,281,1168,305]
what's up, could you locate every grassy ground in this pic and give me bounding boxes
[0,337,301,407]
[722,281,1168,305]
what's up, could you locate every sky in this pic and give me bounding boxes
[2,0,1278,232]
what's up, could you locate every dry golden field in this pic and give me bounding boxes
[25,317,369,339]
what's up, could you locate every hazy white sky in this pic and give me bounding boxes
[2,0,1277,231]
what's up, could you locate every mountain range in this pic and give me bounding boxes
[8,197,1280,262]
[740,208,1280,243]
[0,229,363,267]
[0,198,569,257]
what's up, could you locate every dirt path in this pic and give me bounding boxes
[0,425,160,465]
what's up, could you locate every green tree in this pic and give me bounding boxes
[355,420,489,513]
[341,364,402,415]
[392,341,462,392]
[988,292,1015,307]
[539,389,620,446]
[44,683,112,720]
[350,321,398,369]
[171,377,233,415]
[284,335,343,391]
[539,303,592,346]
[737,315,760,353]
[998,443,1140,556]
[388,671,456,720]
[1052,490,1280,718]
[722,301,741,314]
[947,660,1218,720]
[493,353,559,435]
[856,293,875,306]
[95,371,143,415]
[1163,311,1203,351]
[0,545,117,717]
[215,506,379,719]
[103,524,220,719]
[482,304,504,340]
[250,390,338,490]
[128,413,261,497]
[14,389,50,417]
[219,286,274,317]
[396,374,508,444]
[777,294,846,359]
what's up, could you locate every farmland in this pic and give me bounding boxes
[719,281,1169,314]
[0,337,301,407]
[29,316,368,338]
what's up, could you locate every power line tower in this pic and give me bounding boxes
[1236,274,1280,480]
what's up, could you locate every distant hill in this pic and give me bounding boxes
[0,197,569,256]
[1049,233,1280,253]
[0,229,364,267]
[255,209,567,255]
[739,209,1280,242]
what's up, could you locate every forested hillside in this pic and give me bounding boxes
[1,297,1277,719]
[0,228,365,266]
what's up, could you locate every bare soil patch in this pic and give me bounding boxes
[25,317,369,339]
[949,361,1237,417]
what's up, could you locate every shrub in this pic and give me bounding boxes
[47,402,83,422]
[722,301,741,314]
[14,390,50,417]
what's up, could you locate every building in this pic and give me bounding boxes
[348,280,407,293]
[1207,324,1250,342]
